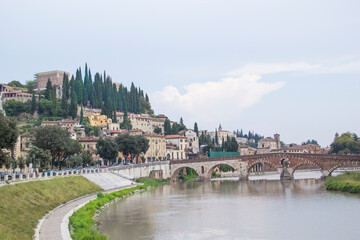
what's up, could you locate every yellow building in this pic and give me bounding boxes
[142,133,167,163]
[88,113,112,127]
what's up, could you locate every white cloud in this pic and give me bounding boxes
[228,62,320,76]
[227,58,360,76]
[151,75,285,126]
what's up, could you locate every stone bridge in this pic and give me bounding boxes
[109,153,360,181]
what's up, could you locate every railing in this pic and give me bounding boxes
[0,168,108,184]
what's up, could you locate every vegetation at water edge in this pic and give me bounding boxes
[325,172,360,193]
[0,176,102,240]
[69,178,167,240]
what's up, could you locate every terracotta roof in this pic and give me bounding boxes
[144,132,165,138]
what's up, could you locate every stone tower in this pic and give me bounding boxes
[274,134,281,149]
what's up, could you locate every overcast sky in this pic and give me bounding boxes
[1,0,360,146]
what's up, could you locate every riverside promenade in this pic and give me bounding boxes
[37,173,135,240]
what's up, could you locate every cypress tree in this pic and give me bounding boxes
[80,105,83,124]
[70,88,78,119]
[62,73,69,100]
[45,79,52,100]
[194,122,199,136]
[145,94,149,103]
[61,91,68,118]
[51,86,57,117]
[31,94,36,114]
[164,118,171,135]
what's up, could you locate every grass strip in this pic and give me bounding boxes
[325,172,360,193]
[69,177,167,240]
[0,176,102,240]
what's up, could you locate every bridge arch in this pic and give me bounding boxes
[247,160,277,174]
[206,163,237,178]
[291,160,323,176]
[171,166,200,181]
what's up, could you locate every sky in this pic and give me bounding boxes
[1,0,360,147]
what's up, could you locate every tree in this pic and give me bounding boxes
[164,118,171,135]
[115,134,149,163]
[18,156,25,171]
[120,114,132,130]
[0,112,18,167]
[8,80,24,88]
[80,105,83,124]
[31,94,36,114]
[97,137,119,165]
[154,127,162,134]
[37,99,52,117]
[329,132,360,154]
[70,88,78,119]
[194,122,199,136]
[32,125,82,169]
[3,100,27,116]
[51,85,57,117]
[81,150,93,167]
[45,79,52,100]
[25,80,36,94]
[301,139,319,146]
[26,146,51,169]
[61,91,69,118]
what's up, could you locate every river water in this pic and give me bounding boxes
[99,171,360,240]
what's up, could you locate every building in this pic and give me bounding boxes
[88,113,112,128]
[166,135,188,160]
[77,137,99,153]
[142,133,166,162]
[116,113,165,134]
[35,70,70,97]
[1,91,34,104]
[0,84,14,93]
[208,124,236,145]
[257,134,281,154]
[179,129,199,154]
[236,137,248,144]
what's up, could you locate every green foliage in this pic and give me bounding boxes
[219,164,235,172]
[221,136,239,152]
[45,79,52,100]
[3,100,32,116]
[25,80,36,94]
[211,171,221,178]
[96,138,119,165]
[325,172,360,193]
[31,94,36,114]
[32,125,82,169]
[38,99,52,117]
[0,113,18,167]
[330,132,360,154]
[42,116,62,121]
[115,134,149,162]
[302,139,319,146]
[26,146,51,169]
[120,115,132,130]
[194,122,199,136]
[153,127,162,134]
[70,88,78,119]
[70,178,165,240]
[164,118,171,135]
[0,176,101,240]
[7,80,24,88]
[179,167,199,180]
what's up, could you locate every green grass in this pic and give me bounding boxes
[325,172,360,193]
[0,176,102,240]
[69,178,167,240]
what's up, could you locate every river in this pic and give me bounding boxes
[99,171,360,240]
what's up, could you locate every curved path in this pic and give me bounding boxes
[38,173,136,240]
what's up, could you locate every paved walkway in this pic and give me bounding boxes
[38,183,137,240]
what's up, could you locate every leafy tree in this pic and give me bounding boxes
[120,114,132,130]
[32,125,82,169]
[65,155,83,168]
[45,79,52,100]
[25,80,36,94]
[115,134,149,163]
[8,80,24,88]
[330,132,360,154]
[81,150,93,167]
[37,99,52,117]
[194,122,199,136]
[0,112,18,167]
[3,100,28,116]
[18,156,25,171]
[301,139,319,146]
[97,137,119,165]
[154,127,162,134]
[26,146,51,169]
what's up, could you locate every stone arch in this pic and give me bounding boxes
[206,163,237,178]
[171,166,200,181]
[247,160,277,174]
[291,160,323,176]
